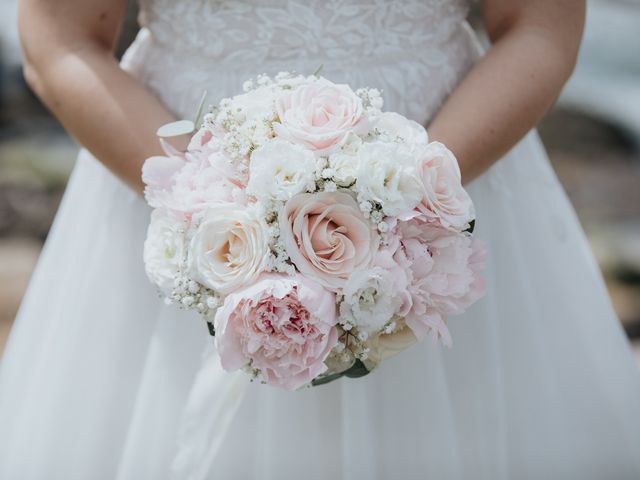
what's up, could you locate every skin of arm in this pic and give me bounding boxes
[18,0,180,194]
[428,0,586,184]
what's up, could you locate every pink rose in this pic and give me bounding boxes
[393,217,486,345]
[214,274,338,390]
[279,192,378,290]
[415,142,475,231]
[274,78,368,154]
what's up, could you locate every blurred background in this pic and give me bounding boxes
[0,0,639,359]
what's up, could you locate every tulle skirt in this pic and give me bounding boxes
[2,27,640,480]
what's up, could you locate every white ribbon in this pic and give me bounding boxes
[171,344,250,480]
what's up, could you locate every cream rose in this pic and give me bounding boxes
[416,142,475,231]
[364,326,419,369]
[274,78,368,154]
[188,204,269,295]
[279,192,378,290]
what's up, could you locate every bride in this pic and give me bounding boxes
[2,0,640,478]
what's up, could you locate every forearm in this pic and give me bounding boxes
[428,2,584,184]
[24,46,175,194]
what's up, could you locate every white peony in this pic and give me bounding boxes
[246,139,318,201]
[354,141,423,217]
[339,266,404,334]
[143,209,187,295]
[188,203,269,295]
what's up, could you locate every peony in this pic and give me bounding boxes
[141,141,186,210]
[143,209,187,295]
[214,274,338,390]
[171,140,247,214]
[354,141,423,217]
[376,111,429,145]
[415,142,475,231]
[279,192,378,290]
[246,139,317,201]
[339,248,411,333]
[188,203,269,295]
[274,78,368,154]
[394,218,486,345]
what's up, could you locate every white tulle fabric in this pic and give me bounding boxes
[2,1,640,479]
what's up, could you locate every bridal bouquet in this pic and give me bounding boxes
[142,72,486,390]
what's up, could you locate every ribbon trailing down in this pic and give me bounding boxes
[171,344,250,480]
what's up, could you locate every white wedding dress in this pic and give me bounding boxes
[2,1,640,479]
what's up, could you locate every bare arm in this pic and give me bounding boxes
[19,0,179,194]
[428,0,585,184]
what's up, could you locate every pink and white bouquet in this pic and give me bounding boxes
[142,72,486,390]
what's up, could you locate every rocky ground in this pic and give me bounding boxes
[0,83,639,361]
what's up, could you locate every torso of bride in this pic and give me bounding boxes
[127,0,475,123]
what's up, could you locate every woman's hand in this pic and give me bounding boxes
[428,0,586,184]
[19,0,179,194]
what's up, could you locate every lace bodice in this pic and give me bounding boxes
[125,0,478,125]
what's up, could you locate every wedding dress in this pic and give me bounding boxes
[2,1,640,479]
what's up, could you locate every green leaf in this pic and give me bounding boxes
[206,321,216,337]
[193,90,208,128]
[311,359,371,387]
[343,359,370,378]
[465,219,476,234]
[310,371,346,387]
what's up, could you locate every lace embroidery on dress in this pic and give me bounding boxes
[129,0,475,130]
[139,0,471,68]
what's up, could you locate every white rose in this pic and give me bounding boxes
[339,267,403,334]
[354,141,423,217]
[143,209,186,295]
[188,204,269,295]
[376,112,429,146]
[246,139,317,202]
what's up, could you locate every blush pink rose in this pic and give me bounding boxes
[214,274,338,390]
[393,217,486,345]
[274,78,369,154]
[279,192,378,290]
[415,142,475,231]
